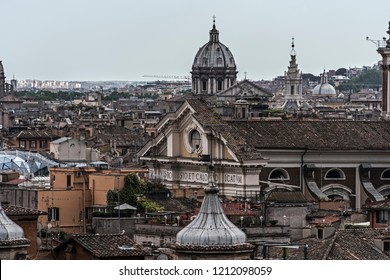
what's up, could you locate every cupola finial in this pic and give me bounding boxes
[290,36,296,56]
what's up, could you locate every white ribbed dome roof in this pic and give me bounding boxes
[312,83,336,95]
[0,205,25,241]
[312,71,336,96]
[176,181,247,246]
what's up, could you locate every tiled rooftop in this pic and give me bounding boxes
[228,120,390,150]
[326,229,390,260]
[267,191,308,203]
[363,199,390,209]
[65,233,151,258]
[185,98,390,161]
[16,130,55,139]
[266,228,390,260]
[3,205,47,216]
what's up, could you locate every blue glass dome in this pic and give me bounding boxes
[0,150,58,176]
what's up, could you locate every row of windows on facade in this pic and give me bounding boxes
[19,140,48,149]
[200,79,235,92]
[47,207,98,222]
[269,168,390,181]
[202,56,234,65]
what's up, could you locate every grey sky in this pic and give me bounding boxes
[1,0,389,81]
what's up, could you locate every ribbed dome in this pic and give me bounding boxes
[192,23,236,69]
[312,83,336,95]
[0,205,25,241]
[312,71,336,96]
[176,181,247,246]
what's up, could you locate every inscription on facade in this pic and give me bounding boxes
[224,174,243,184]
[158,169,243,185]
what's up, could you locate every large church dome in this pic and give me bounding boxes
[192,29,236,69]
[191,19,238,94]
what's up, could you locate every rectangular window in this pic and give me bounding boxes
[30,141,36,148]
[291,85,295,95]
[20,140,25,148]
[318,228,323,239]
[384,242,390,251]
[40,140,47,149]
[217,81,223,91]
[202,81,207,91]
[48,207,60,221]
[66,175,71,187]
[376,210,388,224]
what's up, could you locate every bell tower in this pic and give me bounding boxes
[284,37,302,99]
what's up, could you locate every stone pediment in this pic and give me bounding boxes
[216,79,273,100]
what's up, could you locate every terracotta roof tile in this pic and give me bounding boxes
[67,233,151,258]
[326,229,390,260]
[3,205,47,216]
[363,199,390,209]
[228,120,390,151]
[267,191,307,203]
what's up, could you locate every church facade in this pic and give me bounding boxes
[138,97,267,198]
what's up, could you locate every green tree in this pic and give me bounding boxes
[106,173,144,206]
[337,69,381,92]
[106,173,167,213]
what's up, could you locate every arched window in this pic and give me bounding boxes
[269,168,290,181]
[189,130,201,150]
[325,168,345,180]
[380,169,390,180]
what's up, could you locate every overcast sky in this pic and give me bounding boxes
[1,0,389,81]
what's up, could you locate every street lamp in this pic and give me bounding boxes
[240,216,244,228]
[283,215,287,226]
[177,216,180,226]
[260,215,264,227]
[164,215,167,225]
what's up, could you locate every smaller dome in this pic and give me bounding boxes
[312,83,336,96]
[0,205,25,241]
[312,71,336,96]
